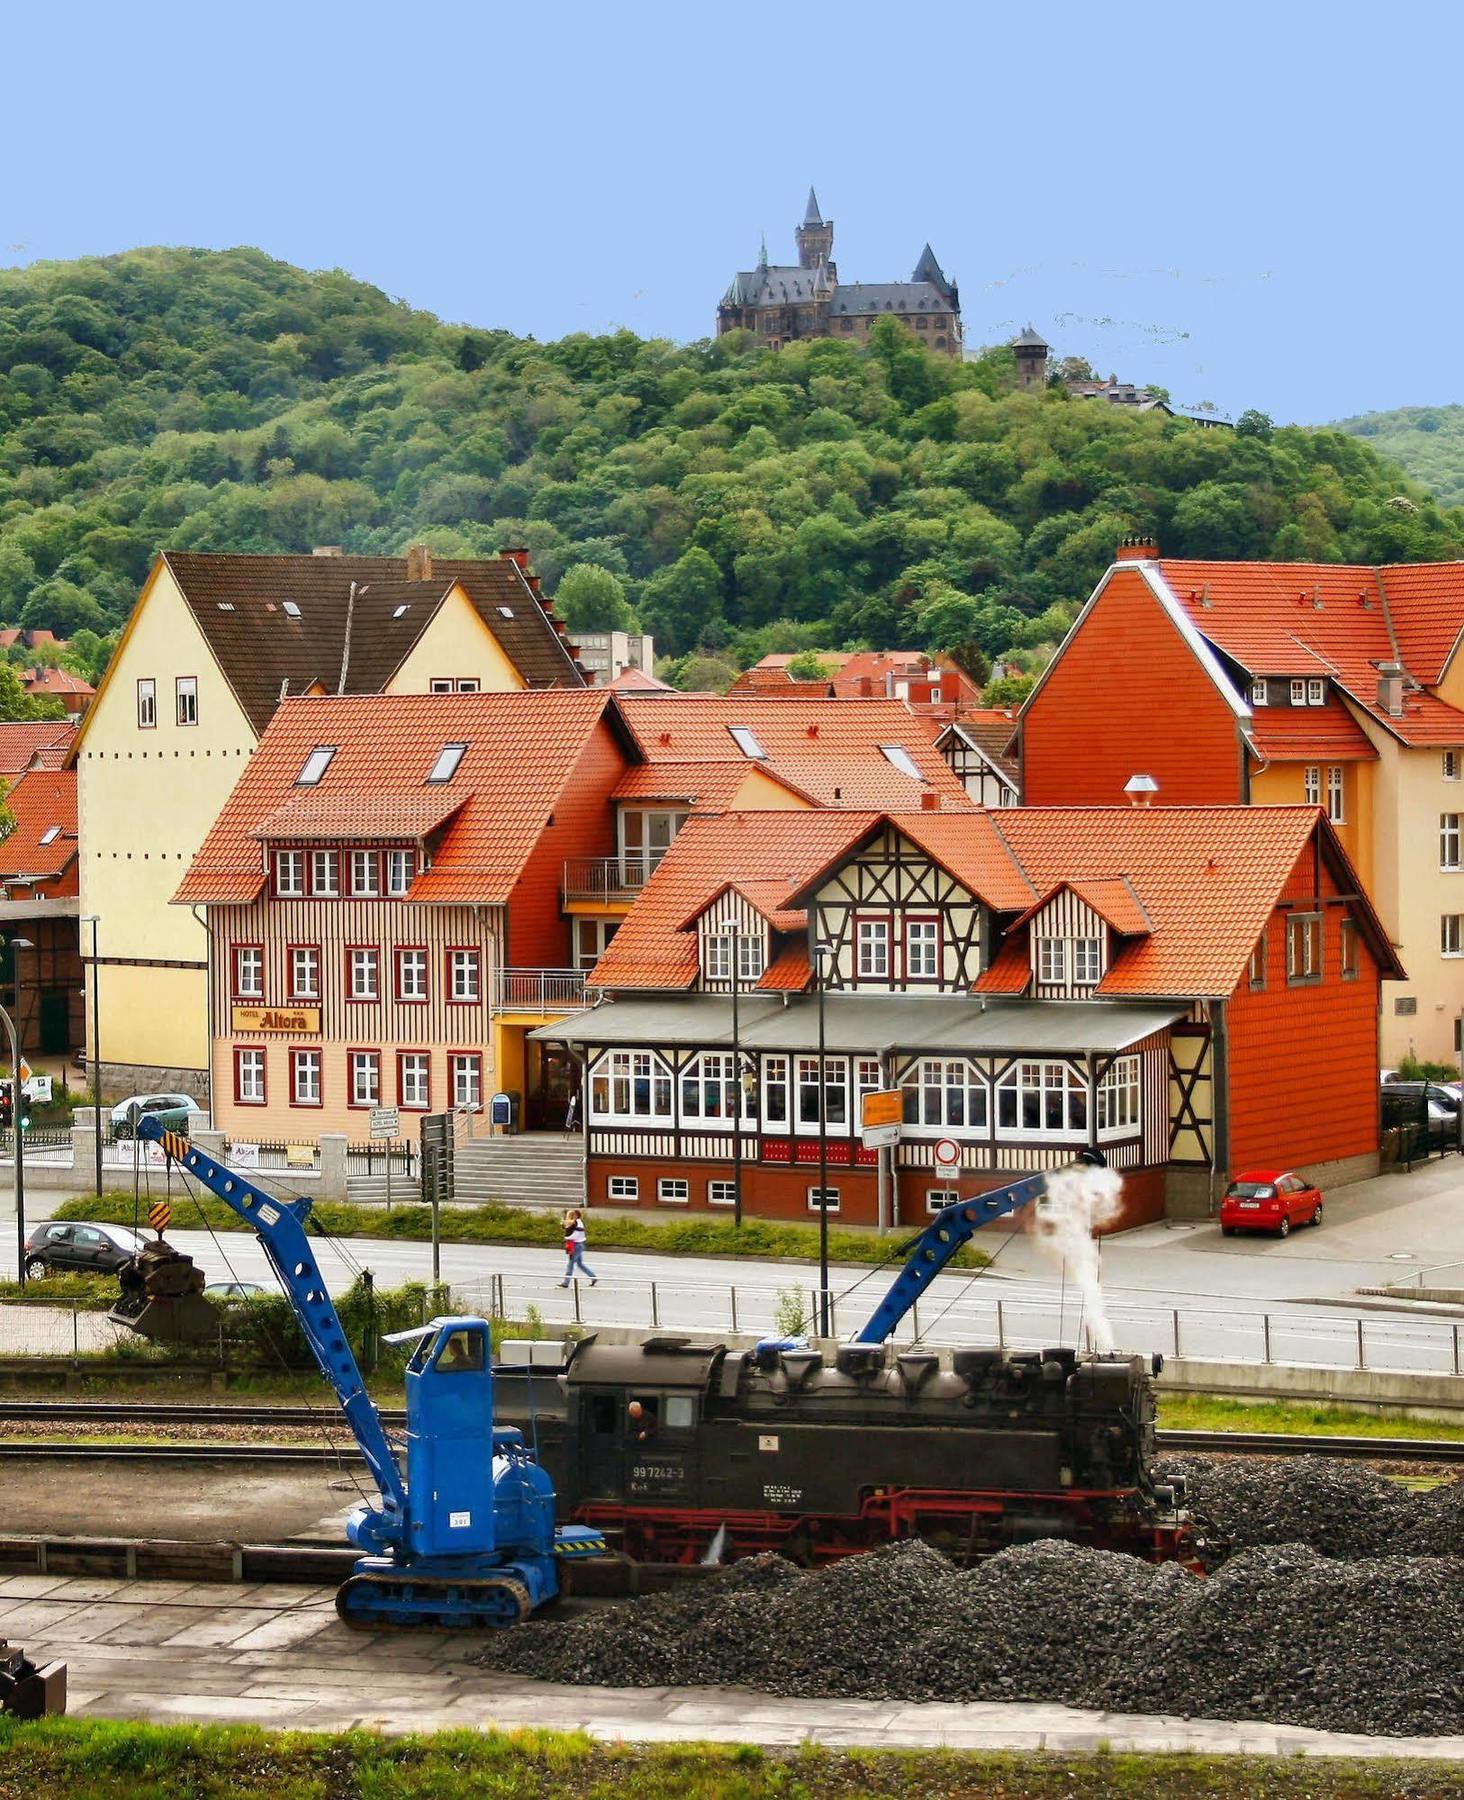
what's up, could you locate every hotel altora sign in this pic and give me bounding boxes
[230,1004,321,1035]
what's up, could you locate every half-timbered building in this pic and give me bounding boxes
[541,804,1402,1229]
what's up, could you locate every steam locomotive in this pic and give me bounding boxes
[503,1333,1208,1570]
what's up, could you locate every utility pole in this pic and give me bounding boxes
[815,940,830,1337]
[83,916,102,1197]
[724,926,742,1228]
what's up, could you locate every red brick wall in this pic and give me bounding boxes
[1021,566,1244,806]
[507,717,628,967]
[1224,840,1381,1174]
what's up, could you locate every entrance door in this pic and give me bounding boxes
[529,1044,576,1129]
[581,1390,625,1500]
[39,990,69,1055]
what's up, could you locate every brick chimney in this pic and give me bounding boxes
[502,546,530,571]
[405,543,433,582]
[920,789,940,812]
[1116,535,1159,562]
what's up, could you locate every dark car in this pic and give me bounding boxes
[1380,1081,1461,1152]
[23,1220,147,1279]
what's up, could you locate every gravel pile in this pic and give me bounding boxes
[1158,1455,1464,1558]
[476,1531,1464,1737]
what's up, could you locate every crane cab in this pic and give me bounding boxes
[400,1316,503,1560]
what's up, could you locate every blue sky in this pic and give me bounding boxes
[3,0,1458,425]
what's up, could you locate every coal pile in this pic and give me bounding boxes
[1158,1454,1464,1558]
[475,1531,1464,1737]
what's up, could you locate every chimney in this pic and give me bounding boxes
[502,546,531,571]
[311,545,343,557]
[1377,663,1406,718]
[526,573,542,594]
[920,789,940,812]
[1124,773,1160,807]
[405,543,433,582]
[1116,534,1159,562]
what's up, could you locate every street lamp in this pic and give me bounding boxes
[81,915,101,1198]
[721,926,743,1229]
[5,936,33,1287]
[814,939,831,1338]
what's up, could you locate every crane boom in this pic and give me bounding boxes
[853,1152,1105,1345]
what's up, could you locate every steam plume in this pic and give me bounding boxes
[1031,1163,1124,1352]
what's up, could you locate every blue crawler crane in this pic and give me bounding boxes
[136,1119,604,1628]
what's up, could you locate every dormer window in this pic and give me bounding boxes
[1307,678,1325,705]
[738,934,765,982]
[296,745,336,787]
[1250,679,1267,705]
[728,725,767,760]
[1038,937,1065,983]
[705,935,732,982]
[1072,938,1102,984]
[1290,679,1306,706]
[427,743,467,783]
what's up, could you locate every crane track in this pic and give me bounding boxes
[0,1405,1458,1464]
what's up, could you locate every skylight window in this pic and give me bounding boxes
[296,745,337,787]
[880,743,923,780]
[39,826,59,845]
[392,604,409,619]
[427,742,468,784]
[498,605,515,619]
[282,600,301,619]
[216,601,235,612]
[728,725,768,760]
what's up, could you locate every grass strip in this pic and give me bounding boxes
[0,1720,1455,1800]
[54,1191,986,1268]
[1157,1392,1464,1444]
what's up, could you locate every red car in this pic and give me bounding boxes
[1219,1169,1323,1239]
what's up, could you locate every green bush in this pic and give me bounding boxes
[0,1271,118,1309]
[1393,1053,1460,1081]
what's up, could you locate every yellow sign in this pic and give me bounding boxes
[230,1004,321,1035]
[286,1144,316,1169]
[147,1200,172,1233]
[861,1088,903,1130]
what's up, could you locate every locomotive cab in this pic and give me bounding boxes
[568,1337,721,1510]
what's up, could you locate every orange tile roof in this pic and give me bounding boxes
[607,667,672,691]
[1014,876,1152,936]
[679,879,808,934]
[23,667,94,696]
[611,763,784,807]
[0,721,74,778]
[0,769,78,882]
[1246,701,1378,763]
[615,695,973,809]
[1154,558,1464,746]
[176,690,615,906]
[757,943,812,991]
[975,936,1030,993]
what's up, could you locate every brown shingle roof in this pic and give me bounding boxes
[161,551,583,735]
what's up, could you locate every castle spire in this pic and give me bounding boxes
[758,231,769,270]
[804,186,824,226]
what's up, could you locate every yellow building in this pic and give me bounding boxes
[70,546,584,1099]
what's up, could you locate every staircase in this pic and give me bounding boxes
[452,1131,585,1208]
[346,1173,422,1207]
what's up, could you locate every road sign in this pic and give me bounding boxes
[862,1122,902,1149]
[933,1136,961,1170]
[860,1088,903,1130]
[370,1106,400,1140]
[147,1200,172,1234]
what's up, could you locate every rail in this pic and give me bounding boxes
[492,967,586,1013]
[561,856,657,904]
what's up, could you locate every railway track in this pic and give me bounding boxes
[0,1403,1459,1464]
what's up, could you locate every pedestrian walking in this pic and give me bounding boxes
[563,1080,580,1134]
[560,1208,597,1286]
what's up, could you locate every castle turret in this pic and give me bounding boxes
[795,188,834,271]
[1012,324,1050,391]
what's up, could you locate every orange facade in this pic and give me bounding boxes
[1020,567,1244,806]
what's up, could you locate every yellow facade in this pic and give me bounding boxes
[76,560,543,1091]
[1249,760,1375,894]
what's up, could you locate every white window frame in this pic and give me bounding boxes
[925,1187,960,1215]
[905,917,939,979]
[234,946,263,1000]
[607,1175,639,1201]
[856,918,890,980]
[1326,765,1345,824]
[902,1057,987,1132]
[708,1179,737,1206]
[427,742,468,783]
[1097,1055,1141,1138]
[762,1054,789,1127]
[289,946,320,1000]
[657,1177,690,1205]
[1307,678,1325,705]
[1304,766,1320,806]
[274,850,304,897]
[1286,913,1323,984]
[806,1185,841,1213]
[737,933,765,983]
[1443,814,1462,871]
[1290,679,1307,706]
[728,725,767,759]
[350,851,381,898]
[705,934,732,982]
[449,949,481,1004]
[236,1046,266,1104]
[1443,914,1464,958]
[297,745,336,786]
[386,849,414,896]
[450,1054,482,1108]
[396,947,428,1003]
[1250,678,1267,705]
[589,1049,674,1121]
[176,675,198,727]
[348,947,379,1001]
[136,678,156,729]
[796,1055,848,1131]
[1071,937,1102,984]
[399,1052,431,1111]
[350,1052,380,1108]
[311,850,339,897]
[1445,750,1460,783]
[1037,937,1065,983]
[679,1050,745,1123]
[996,1060,1088,1138]
[291,1048,322,1106]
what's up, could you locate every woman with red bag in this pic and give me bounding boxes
[559,1208,597,1287]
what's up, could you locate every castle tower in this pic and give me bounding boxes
[1012,324,1050,391]
[795,188,833,271]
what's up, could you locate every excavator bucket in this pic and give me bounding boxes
[0,1641,66,1717]
[108,1238,215,1343]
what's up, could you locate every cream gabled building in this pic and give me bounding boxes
[70,546,583,1097]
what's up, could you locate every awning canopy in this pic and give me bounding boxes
[532,993,1187,1057]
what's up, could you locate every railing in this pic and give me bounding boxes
[492,967,587,1014]
[562,856,658,904]
[345,1143,417,1177]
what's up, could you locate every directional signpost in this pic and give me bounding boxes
[860,1088,903,1150]
[370,1107,400,1211]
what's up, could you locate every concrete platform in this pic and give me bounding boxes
[5,1570,1461,1759]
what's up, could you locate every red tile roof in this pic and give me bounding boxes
[0,721,75,778]
[607,667,673,692]
[1014,876,1153,936]
[0,769,78,883]
[611,763,792,808]
[22,667,94,697]
[1246,701,1378,763]
[757,943,812,991]
[615,696,973,810]
[177,690,616,906]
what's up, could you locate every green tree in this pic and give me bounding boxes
[0,664,67,722]
[1235,409,1274,442]
[552,562,632,632]
[671,653,738,693]
[982,673,1036,708]
[786,650,835,680]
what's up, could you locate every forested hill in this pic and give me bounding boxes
[1336,405,1464,510]
[2,246,1460,691]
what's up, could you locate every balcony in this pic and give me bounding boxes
[492,967,587,1016]
[562,856,660,906]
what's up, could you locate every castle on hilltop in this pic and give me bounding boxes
[717,190,962,356]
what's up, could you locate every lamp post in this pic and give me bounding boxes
[6,936,33,1287]
[815,939,831,1338]
[82,915,101,1197]
[722,926,743,1229]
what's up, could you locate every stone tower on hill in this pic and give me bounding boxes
[718,190,962,356]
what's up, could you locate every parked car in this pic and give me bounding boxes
[23,1220,147,1279]
[110,1093,201,1136]
[1379,1080,1461,1152]
[203,1281,265,1300]
[1219,1170,1324,1239]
